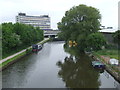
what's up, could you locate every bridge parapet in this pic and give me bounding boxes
[44,30,61,34]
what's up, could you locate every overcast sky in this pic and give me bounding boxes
[0,0,119,29]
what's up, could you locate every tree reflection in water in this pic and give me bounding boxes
[57,45,101,88]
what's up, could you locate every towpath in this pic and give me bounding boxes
[0,38,49,64]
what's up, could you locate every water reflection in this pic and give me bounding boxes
[57,47,101,88]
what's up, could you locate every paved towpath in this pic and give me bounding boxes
[0,38,49,64]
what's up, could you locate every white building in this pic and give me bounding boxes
[16,13,51,30]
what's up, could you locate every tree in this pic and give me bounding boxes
[86,33,106,51]
[2,23,21,52]
[58,4,101,52]
[2,22,44,58]
[113,30,120,45]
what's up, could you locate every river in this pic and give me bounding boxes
[2,41,120,89]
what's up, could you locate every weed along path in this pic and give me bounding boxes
[2,41,120,88]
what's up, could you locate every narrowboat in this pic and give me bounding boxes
[32,44,42,52]
[92,61,105,69]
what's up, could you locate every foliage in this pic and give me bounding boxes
[58,4,101,51]
[113,30,120,45]
[2,22,44,58]
[86,33,106,51]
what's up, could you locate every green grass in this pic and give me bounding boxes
[0,51,26,68]
[93,49,120,61]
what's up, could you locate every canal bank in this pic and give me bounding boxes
[0,38,50,71]
[86,52,120,83]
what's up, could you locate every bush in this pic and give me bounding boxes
[86,33,106,51]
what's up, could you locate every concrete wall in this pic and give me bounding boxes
[101,32,119,49]
[101,32,114,44]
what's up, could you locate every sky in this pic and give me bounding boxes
[0,0,119,30]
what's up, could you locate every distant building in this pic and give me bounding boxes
[99,29,117,45]
[16,13,51,30]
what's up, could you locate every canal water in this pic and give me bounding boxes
[2,41,120,89]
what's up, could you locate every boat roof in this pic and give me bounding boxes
[92,61,104,65]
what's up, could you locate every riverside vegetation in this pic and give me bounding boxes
[2,23,44,59]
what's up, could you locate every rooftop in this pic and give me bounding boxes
[18,13,49,18]
[99,29,118,33]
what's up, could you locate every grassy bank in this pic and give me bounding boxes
[93,49,119,61]
[0,51,26,68]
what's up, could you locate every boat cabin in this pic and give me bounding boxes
[92,61,105,69]
[32,44,42,52]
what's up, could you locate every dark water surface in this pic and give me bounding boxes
[2,42,120,88]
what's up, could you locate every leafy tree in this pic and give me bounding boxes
[113,30,120,45]
[58,4,101,52]
[2,23,20,53]
[2,22,44,58]
[13,23,29,45]
[86,33,106,51]
[36,27,44,41]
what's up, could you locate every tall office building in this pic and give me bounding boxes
[16,13,51,30]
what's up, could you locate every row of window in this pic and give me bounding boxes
[31,24,50,27]
[17,20,50,24]
[16,16,50,21]
[34,26,50,29]
[17,19,50,22]
[21,22,50,25]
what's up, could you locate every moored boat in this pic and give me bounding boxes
[92,61,105,69]
[32,44,42,52]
